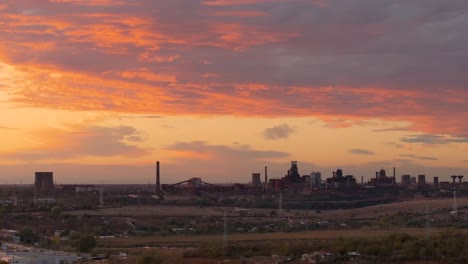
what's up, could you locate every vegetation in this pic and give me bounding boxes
[136,253,164,264]
[51,205,62,215]
[180,229,468,263]
[18,227,39,244]
[76,234,96,253]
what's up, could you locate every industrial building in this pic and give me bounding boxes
[326,169,356,188]
[370,168,396,186]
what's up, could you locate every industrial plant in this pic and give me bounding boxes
[1,161,466,211]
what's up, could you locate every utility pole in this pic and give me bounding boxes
[99,188,104,208]
[279,191,283,217]
[425,205,430,240]
[223,209,228,256]
[451,191,458,216]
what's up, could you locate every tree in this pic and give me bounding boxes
[19,227,39,244]
[137,253,163,264]
[51,206,62,215]
[76,234,96,253]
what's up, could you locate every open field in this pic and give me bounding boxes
[66,197,468,219]
[67,205,232,217]
[97,227,468,248]
[319,197,468,219]
[84,197,468,252]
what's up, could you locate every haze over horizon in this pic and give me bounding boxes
[1,0,467,184]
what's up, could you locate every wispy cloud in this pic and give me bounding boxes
[400,154,438,161]
[400,134,468,144]
[0,125,150,161]
[373,126,411,132]
[120,115,164,119]
[386,142,405,149]
[262,124,295,140]
[165,141,289,160]
[349,149,376,155]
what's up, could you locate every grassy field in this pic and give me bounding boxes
[67,197,468,218]
[97,227,468,248]
[66,197,468,249]
[319,197,468,219]
[85,198,468,263]
[67,205,233,217]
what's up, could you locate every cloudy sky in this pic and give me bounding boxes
[0,0,467,184]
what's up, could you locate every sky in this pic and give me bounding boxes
[0,0,467,184]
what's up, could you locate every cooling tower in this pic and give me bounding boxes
[251,173,261,187]
[418,174,426,186]
[34,172,55,195]
[401,175,411,186]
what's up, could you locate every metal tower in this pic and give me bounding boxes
[223,209,228,255]
[99,188,104,208]
[279,191,283,217]
[451,191,458,216]
[425,206,430,240]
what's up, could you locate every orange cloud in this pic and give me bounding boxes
[103,69,177,83]
[211,23,297,50]
[0,62,170,112]
[1,0,468,139]
[210,11,270,17]
[201,0,326,6]
[3,60,467,137]
[202,0,274,6]
[48,0,129,6]
[138,52,180,63]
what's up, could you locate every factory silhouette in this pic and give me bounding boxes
[159,160,465,195]
[3,161,466,210]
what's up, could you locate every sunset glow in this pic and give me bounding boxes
[0,0,467,184]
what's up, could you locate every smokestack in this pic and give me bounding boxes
[393,167,396,178]
[156,161,160,195]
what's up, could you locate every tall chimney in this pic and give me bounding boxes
[156,161,160,195]
[264,166,268,189]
